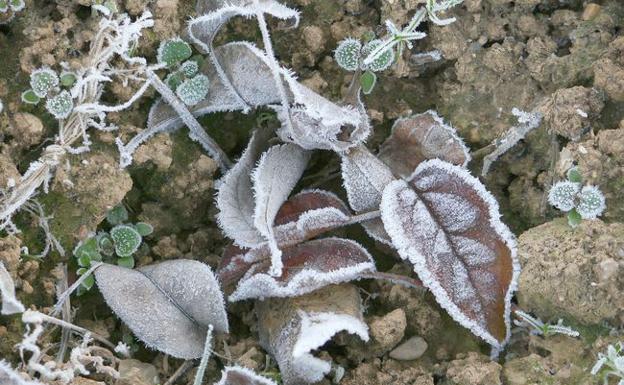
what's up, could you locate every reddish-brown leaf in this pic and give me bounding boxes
[380,159,518,348]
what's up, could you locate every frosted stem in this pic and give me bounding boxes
[255,8,294,137]
[52,262,103,316]
[192,325,214,385]
[147,69,232,172]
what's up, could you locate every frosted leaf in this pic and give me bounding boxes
[176,74,210,106]
[341,145,396,245]
[0,261,25,315]
[380,159,519,349]
[360,39,394,72]
[378,110,471,177]
[256,284,368,385]
[547,181,580,212]
[334,38,362,72]
[95,259,228,359]
[30,68,58,98]
[252,144,310,276]
[215,366,278,385]
[229,238,376,301]
[45,90,73,119]
[110,225,142,257]
[274,190,350,226]
[157,38,192,68]
[0,360,43,385]
[216,128,272,248]
[576,185,605,219]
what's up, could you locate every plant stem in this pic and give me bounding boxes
[147,69,232,172]
[52,262,103,316]
[193,325,214,385]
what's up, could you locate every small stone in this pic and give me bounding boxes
[594,258,619,284]
[582,3,601,21]
[370,308,407,353]
[116,359,160,385]
[389,336,428,361]
[10,112,44,147]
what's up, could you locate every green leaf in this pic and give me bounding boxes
[567,209,582,228]
[134,222,153,236]
[0,0,8,12]
[110,225,142,257]
[60,72,77,87]
[176,74,210,106]
[157,38,192,68]
[98,234,115,256]
[165,72,185,92]
[360,71,377,95]
[74,237,101,261]
[81,274,95,290]
[77,267,87,275]
[180,60,199,77]
[106,204,128,226]
[30,68,59,98]
[45,90,74,119]
[567,167,582,183]
[117,256,135,269]
[78,254,91,268]
[21,90,41,105]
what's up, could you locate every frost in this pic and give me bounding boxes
[176,74,210,106]
[95,259,228,359]
[334,38,361,72]
[256,285,368,385]
[157,37,192,68]
[378,110,471,178]
[216,128,272,248]
[30,67,59,98]
[215,366,278,385]
[481,108,542,176]
[229,238,376,301]
[513,310,579,338]
[547,181,580,212]
[45,90,74,119]
[360,39,394,72]
[576,185,606,219]
[0,261,25,315]
[252,144,310,276]
[0,360,43,385]
[380,159,519,349]
[110,224,142,257]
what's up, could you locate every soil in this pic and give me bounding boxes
[1,0,623,384]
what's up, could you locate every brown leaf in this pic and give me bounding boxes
[274,190,350,226]
[380,159,518,348]
[256,284,369,385]
[378,111,470,178]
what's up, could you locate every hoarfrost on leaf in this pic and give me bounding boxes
[110,224,142,257]
[334,38,361,72]
[360,39,394,72]
[380,159,519,349]
[0,360,43,385]
[252,143,310,276]
[547,181,581,212]
[228,237,376,301]
[576,185,605,219]
[45,90,74,120]
[215,366,278,385]
[0,261,25,315]
[30,68,59,98]
[157,38,193,68]
[176,74,210,106]
[95,259,228,359]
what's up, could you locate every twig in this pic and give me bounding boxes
[163,360,194,385]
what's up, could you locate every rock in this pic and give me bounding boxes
[70,378,105,385]
[342,361,434,385]
[8,112,44,148]
[302,26,325,54]
[116,359,160,385]
[0,154,19,190]
[444,352,502,385]
[134,132,174,171]
[369,309,407,354]
[389,336,428,361]
[517,218,624,325]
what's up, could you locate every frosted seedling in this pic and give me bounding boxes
[334,38,362,72]
[548,181,581,212]
[591,342,624,385]
[513,310,579,338]
[547,167,606,227]
[576,185,606,219]
[45,90,74,119]
[176,74,210,106]
[30,68,59,98]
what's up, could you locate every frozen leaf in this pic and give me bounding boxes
[380,159,519,349]
[360,39,394,72]
[45,90,73,119]
[547,181,580,212]
[0,261,25,315]
[215,366,278,385]
[157,38,193,68]
[252,144,310,276]
[30,68,58,98]
[274,190,350,226]
[334,38,362,72]
[256,284,369,385]
[21,90,40,105]
[216,128,273,248]
[576,185,605,219]
[341,145,395,245]
[229,238,376,301]
[378,110,471,177]
[176,74,210,106]
[95,259,229,359]
[110,225,142,257]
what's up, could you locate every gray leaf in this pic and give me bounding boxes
[95,259,228,359]
[216,128,273,247]
[252,143,310,276]
[256,284,369,385]
[214,366,278,385]
[0,261,24,315]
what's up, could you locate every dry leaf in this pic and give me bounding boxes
[95,260,228,359]
[380,159,519,348]
[378,110,471,177]
[214,366,278,385]
[256,284,369,385]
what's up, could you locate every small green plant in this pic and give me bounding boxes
[548,167,606,227]
[158,38,209,106]
[73,204,152,292]
[591,342,624,385]
[514,310,579,338]
[22,67,77,119]
[0,0,25,23]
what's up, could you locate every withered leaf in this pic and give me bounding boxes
[216,128,273,248]
[380,159,519,348]
[0,261,24,315]
[256,284,369,385]
[214,366,278,385]
[95,260,228,359]
[252,143,310,276]
[228,238,376,301]
[378,110,471,177]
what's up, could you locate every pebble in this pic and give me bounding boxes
[389,336,428,361]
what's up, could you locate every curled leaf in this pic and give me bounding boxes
[380,159,519,349]
[95,260,228,359]
[228,238,375,301]
[216,128,273,248]
[252,144,310,276]
[215,366,278,385]
[0,262,25,315]
[256,284,369,385]
[378,110,471,177]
